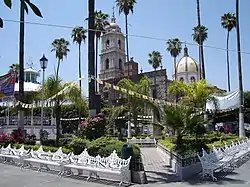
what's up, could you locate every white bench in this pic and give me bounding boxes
[62,149,131,186]
[127,137,156,147]
[23,146,71,175]
[199,140,250,181]
[0,144,29,166]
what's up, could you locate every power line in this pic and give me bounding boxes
[3,18,250,55]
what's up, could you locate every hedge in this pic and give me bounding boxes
[0,136,143,171]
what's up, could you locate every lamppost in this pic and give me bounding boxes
[40,54,48,136]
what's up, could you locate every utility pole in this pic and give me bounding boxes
[88,0,96,116]
[236,0,245,138]
[18,1,25,131]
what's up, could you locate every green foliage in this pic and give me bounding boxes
[166,38,182,58]
[116,0,137,15]
[192,25,208,45]
[159,132,242,156]
[71,26,87,45]
[148,51,162,70]
[168,79,219,108]
[68,138,90,155]
[221,13,236,32]
[1,0,42,28]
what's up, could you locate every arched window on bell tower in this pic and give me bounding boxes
[190,76,196,82]
[119,59,122,70]
[105,59,110,69]
[106,40,110,49]
[118,40,121,49]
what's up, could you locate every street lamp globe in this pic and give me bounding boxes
[40,54,48,69]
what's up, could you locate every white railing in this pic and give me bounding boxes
[0,145,131,186]
[127,136,157,147]
[198,138,250,181]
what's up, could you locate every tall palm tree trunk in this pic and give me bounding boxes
[236,0,245,138]
[174,57,177,80]
[125,14,130,63]
[125,14,132,138]
[226,30,231,92]
[78,43,82,128]
[201,44,206,79]
[95,37,98,92]
[196,0,203,80]
[18,0,25,131]
[56,59,60,80]
[55,100,61,145]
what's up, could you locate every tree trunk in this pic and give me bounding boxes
[18,0,25,131]
[174,57,178,103]
[125,14,130,63]
[78,43,82,129]
[56,59,60,80]
[226,30,231,92]
[201,44,206,79]
[55,100,61,146]
[95,37,98,92]
[88,0,96,116]
[236,0,245,138]
[196,0,203,80]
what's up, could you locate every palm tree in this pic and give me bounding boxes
[221,13,236,92]
[236,0,245,138]
[36,75,87,144]
[164,105,206,146]
[51,38,70,80]
[116,0,137,64]
[166,38,182,80]
[192,25,208,79]
[168,79,219,109]
[196,0,202,80]
[9,63,19,82]
[71,26,87,90]
[114,76,157,135]
[94,10,109,91]
[148,51,162,99]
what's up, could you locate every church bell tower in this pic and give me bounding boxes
[99,7,126,80]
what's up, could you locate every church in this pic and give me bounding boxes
[98,12,200,107]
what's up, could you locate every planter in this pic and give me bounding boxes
[132,170,148,184]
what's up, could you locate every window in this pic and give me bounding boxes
[153,89,157,99]
[105,59,110,69]
[118,40,121,49]
[190,76,196,82]
[119,59,122,70]
[180,77,184,82]
[106,40,110,48]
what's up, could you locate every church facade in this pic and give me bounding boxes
[98,13,200,107]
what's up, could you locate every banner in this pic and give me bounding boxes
[0,71,16,99]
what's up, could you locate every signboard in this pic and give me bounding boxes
[0,71,16,99]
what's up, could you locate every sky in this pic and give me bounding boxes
[0,0,250,96]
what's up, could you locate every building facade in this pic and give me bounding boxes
[99,12,200,107]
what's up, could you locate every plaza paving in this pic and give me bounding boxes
[1,160,250,187]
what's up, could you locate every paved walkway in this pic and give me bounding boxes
[140,147,179,183]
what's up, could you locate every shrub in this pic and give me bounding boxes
[68,138,90,155]
[78,113,106,140]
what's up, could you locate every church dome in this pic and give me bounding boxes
[109,22,120,29]
[176,47,198,73]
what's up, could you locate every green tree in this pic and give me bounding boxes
[148,51,162,99]
[0,0,42,28]
[71,26,87,90]
[166,38,182,80]
[168,79,218,108]
[51,38,70,80]
[192,25,208,79]
[116,0,137,64]
[109,76,158,134]
[94,10,109,91]
[164,105,206,146]
[36,75,87,144]
[221,13,236,92]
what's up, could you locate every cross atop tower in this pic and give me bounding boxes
[26,57,33,68]
[111,6,116,23]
